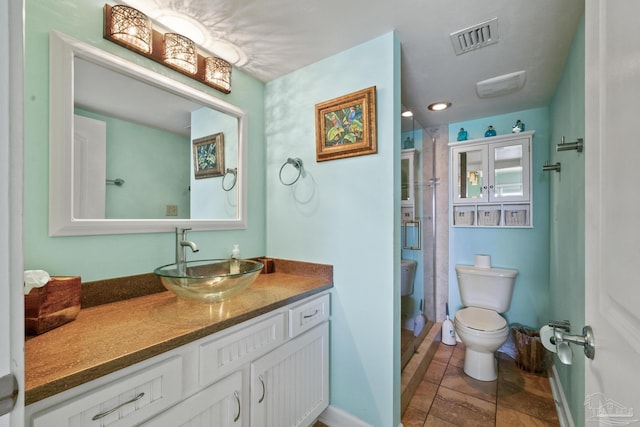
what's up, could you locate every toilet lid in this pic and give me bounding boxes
[456,307,507,332]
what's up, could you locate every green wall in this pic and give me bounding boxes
[24,0,266,281]
[449,108,552,328]
[549,15,585,427]
[265,33,401,426]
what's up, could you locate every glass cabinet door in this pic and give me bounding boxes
[489,138,530,202]
[401,149,415,207]
[401,157,410,202]
[452,145,488,203]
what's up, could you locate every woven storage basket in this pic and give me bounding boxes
[454,210,474,225]
[505,209,527,226]
[511,324,549,373]
[478,209,500,226]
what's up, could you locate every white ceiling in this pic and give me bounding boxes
[121,0,585,131]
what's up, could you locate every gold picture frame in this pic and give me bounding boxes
[315,86,377,162]
[193,132,225,179]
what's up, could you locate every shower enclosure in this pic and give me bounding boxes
[400,115,449,366]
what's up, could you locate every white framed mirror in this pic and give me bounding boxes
[49,31,248,236]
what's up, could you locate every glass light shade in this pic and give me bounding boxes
[205,57,232,92]
[164,33,198,75]
[108,5,152,54]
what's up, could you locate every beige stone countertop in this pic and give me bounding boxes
[25,263,332,405]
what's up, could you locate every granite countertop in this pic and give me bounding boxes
[25,259,332,405]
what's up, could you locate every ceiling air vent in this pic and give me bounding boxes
[450,17,499,55]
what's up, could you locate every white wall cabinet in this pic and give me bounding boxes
[26,292,330,427]
[450,131,534,227]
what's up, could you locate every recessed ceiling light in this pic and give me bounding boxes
[402,111,413,117]
[427,102,451,111]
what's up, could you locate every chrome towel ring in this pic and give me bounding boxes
[279,158,304,186]
[222,168,237,191]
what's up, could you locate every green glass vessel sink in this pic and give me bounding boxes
[154,259,264,303]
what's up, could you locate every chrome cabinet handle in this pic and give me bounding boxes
[258,375,266,403]
[92,392,144,420]
[233,391,241,422]
[303,309,319,319]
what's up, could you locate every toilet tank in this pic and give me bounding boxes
[455,264,518,313]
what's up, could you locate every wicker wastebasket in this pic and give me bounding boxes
[511,324,549,373]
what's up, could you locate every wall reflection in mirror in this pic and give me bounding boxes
[74,57,238,220]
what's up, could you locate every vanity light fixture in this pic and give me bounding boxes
[427,102,452,111]
[104,4,153,54]
[103,4,232,94]
[205,57,232,93]
[164,33,198,75]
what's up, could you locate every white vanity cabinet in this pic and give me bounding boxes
[450,131,533,227]
[26,292,330,427]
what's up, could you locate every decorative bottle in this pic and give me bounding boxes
[230,244,240,274]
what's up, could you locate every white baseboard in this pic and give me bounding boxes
[317,405,372,427]
[549,364,575,427]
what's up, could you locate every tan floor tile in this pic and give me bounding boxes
[423,360,448,384]
[449,343,466,368]
[440,363,497,404]
[408,379,439,413]
[498,355,553,398]
[498,379,558,422]
[423,413,459,426]
[433,343,455,364]
[402,406,428,427]
[428,386,496,426]
[496,407,560,426]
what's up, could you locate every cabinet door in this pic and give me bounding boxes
[141,371,242,427]
[488,138,530,202]
[452,145,488,204]
[250,323,329,427]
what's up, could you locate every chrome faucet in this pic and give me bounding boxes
[176,227,199,275]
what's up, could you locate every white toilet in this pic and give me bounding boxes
[454,263,518,381]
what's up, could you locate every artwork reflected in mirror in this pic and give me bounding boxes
[193,133,225,179]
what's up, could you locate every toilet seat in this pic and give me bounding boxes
[455,307,507,333]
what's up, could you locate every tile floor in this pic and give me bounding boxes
[401,342,559,426]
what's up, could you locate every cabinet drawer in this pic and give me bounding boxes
[199,313,285,386]
[141,371,242,426]
[32,356,182,427]
[289,294,330,337]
